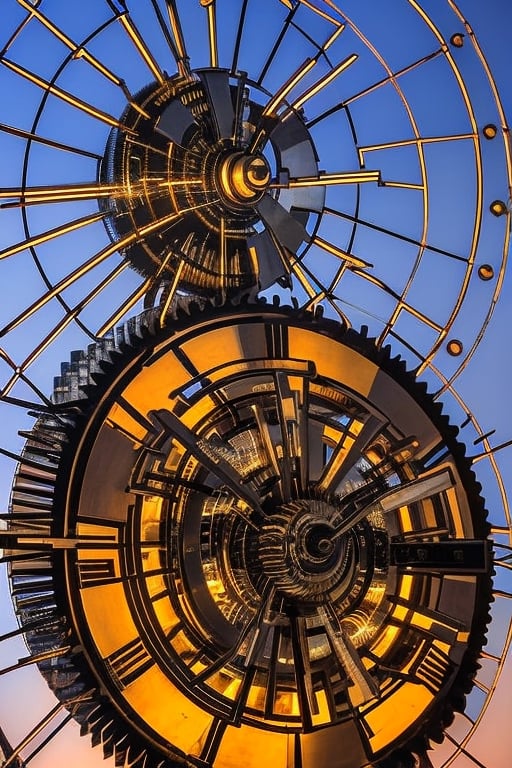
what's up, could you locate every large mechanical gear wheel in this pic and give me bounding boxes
[0,3,511,768]
[5,304,492,768]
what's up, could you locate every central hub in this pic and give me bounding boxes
[257,499,352,603]
[304,523,335,559]
[216,152,271,206]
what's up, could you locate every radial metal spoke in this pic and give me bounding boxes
[314,235,373,269]
[218,214,227,295]
[0,181,128,207]
[257,5,296,86]
[152,409,264,520]
[289,614,317,729]
[95,250,174,337]
[316,415,385,495]
[16,0,130,92]
[274,372,309,499]
[0,122,102,159]
[0,646,72,677]
[231,0,249,74]
[249,58,317,152]
[1,58,127,130]
[194,584,274,685]
[319,604,379,703]
[0,211,105,260]
[307,49,443,129]
[117,11,166,84]
[326,208,468,263]
[263,58,317,119]
[147,0,184,68]
[270,169,381,189]
[290,53,358,112]
[202,0,218,69]
[17,262,128,376]
[158,258,185,326]
[164,0,190,72]
[1,701,64,768]
[280,0,342,26]
[0,206,199,337]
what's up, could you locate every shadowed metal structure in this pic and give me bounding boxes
[0,2,510,768]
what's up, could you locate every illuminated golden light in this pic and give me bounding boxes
[295,0,344,26]
[159,258,185,327]
[1,201,211,337]
[450,32,465,47]
[291,261,323,299]
[291,54,358,111]
[271,169,381,189]
[324,22,346,51]
[165,0,188,63]
[261,58,317,118]
[483,123,498,139]
[314,235,373,269]
[1,58,123,129]
[124,666,214,751]
[478,263,494,281]
[446,339,463,356]
[118,14,165,84]
[490,199,507,216]
[201,0,218,68]
[380,180,423,191]
[0,182,125,203]
[289,328,378,401]
[0,211,105,260]
[219,215,227,289]
[16,0,122,85]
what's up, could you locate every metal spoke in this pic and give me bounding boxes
[0,181,130,207]
[0,122,102,159]
[325,207,469,263]
[164,0,189,72]
[0,204,206,337]
[116,11,165,84]
[316,415,385,495]
[16,0,151,120]
[270,169,381,189]
[307,49,443,129]
[152,409,264,519]
[313,235,373,270]
[202,0,218,69]
[0,211,105,259]
[17,261,128,377]
[1,58,127,130]
[289,53,358,112]
[319,604,379,703]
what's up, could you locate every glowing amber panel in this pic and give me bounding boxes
[288,328,378,396]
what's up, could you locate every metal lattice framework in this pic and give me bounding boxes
[0,2,511,768]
